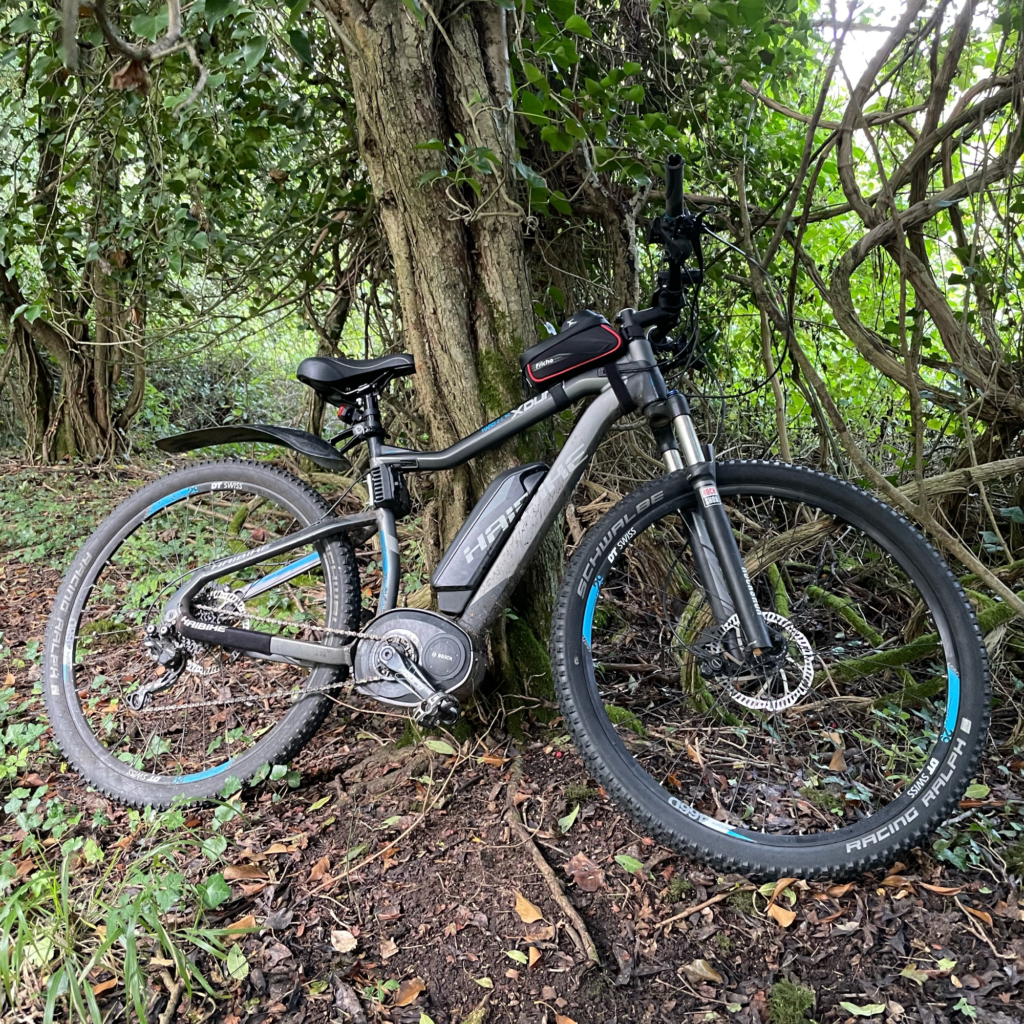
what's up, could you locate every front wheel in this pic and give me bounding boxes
[553,461,989,878]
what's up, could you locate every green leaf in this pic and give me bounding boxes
[506,949,529,964]
[839,1004,886,1018]
[219,776,242,797]
[624,84,645,104]
[309,795,332,811]
[201,834,228,861]
[614,854,644,875]
[1000,507,1024,524]
[226,943,249,980]
[7,12,37,34]
[564,14,592,37]
[242,35,269,71]
[548,0,575,20]
[200,873,231,909]
[540,125,574,152]
[288,28,314,67]
[622,61,642,75]
[425,739,456,755]
[691,3,712,25]
[899,965,929,986]
[131,10,169,41]
[558,804,580,834]
[415,139,447,151]
[270,764,289,781]
[964,783,990,799]
[204,0,234,27]
[82,837,105,864]
[401,0,427,29]
[514,159,546,188]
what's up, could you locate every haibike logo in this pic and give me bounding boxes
[182,616,227,633]
[575,491,664,598]
[463,492,532,564]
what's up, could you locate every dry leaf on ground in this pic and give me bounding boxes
[224,864,268,881]
[514,891,544,923]
[393,977,425,1006]
[683,958,724,984]
[330,929,358,953]
[767,903,797,927]
[563,851,606,892]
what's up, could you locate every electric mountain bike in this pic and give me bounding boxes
[44,156,989,877]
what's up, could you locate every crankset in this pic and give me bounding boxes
[377,645,461,728]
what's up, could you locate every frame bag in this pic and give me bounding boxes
[520,311,623,390]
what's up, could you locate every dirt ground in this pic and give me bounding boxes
[2,460,1024,1024]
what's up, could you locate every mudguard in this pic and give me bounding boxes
[156,425,352,472]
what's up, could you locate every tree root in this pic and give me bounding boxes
[157,969,186,1024]
[340,743,430,801]
[505,763,600,967]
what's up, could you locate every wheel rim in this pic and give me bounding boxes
[62,478,342,785]
[579,480,966,845]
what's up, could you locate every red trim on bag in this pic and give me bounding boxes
[526,324,623,384]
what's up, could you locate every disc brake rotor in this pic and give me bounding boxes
[707,610,814,711]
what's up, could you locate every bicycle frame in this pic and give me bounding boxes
[169,324,772,672]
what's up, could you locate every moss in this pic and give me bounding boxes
[476,345,521,422]
[665,876,694,901]
[768,982,815,1024]
[395,720,421,749]
[1002,839,1024,875]
[502,614,557,731]
[766,562,789,617]
[604,704,647,737]
[806,585,882,646]
[564,784,603,801]
[76,618,125,649]
[714,931,732,952]
[727,889,755,913]
[798,785,843,812]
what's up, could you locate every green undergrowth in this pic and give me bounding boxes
[768,981,816,1024]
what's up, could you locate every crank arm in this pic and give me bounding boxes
[378,646,461,727]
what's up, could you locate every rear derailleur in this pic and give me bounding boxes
[129,624,187,710]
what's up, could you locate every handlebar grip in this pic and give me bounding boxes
[665,153,684,218]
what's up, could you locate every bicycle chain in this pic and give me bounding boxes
[128,603,389,715]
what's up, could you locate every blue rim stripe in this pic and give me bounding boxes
[942,665,960,740]
[146,485,199,518]
[173,761,235,783]
[582,576,603,645]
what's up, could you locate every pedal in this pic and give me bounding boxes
[412,692,461,729]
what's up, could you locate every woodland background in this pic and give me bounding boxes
[2,0,1024,1022]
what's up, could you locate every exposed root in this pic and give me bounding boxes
[505,762,600,967]
[157,969,186,1024]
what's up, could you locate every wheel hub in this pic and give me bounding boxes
[705,610,814,711]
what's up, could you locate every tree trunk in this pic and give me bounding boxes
[323,0,560,692]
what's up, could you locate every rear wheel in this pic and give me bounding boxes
[553,461,989,877]
[43,460,360,808]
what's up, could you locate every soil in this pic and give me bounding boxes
[2,459,1024,1024]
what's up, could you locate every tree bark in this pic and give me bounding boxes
[321,0,560,691]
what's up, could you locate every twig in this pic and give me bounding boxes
[654,891,729,931]
[505,763,600,966]
[157,969,186,1024]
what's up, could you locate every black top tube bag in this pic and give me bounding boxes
[520,310,624,391]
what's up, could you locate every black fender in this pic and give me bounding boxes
[156,425,351,472]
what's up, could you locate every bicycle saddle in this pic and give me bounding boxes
[297,353,416,403]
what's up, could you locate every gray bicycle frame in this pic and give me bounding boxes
[170,329,766,669]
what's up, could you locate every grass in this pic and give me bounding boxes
[0,807,245,1023]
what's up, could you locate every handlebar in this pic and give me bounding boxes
[665,153,684,219]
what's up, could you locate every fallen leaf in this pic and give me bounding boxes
[4,673,14,687]
[839,1003,886,1017]
[330,929,358,954]
[766,903,796,928]
[264,842,294,854]
[962,904,993,927]
[91,977,118,996]
[514,891,544,923]
[526,921,555,941]
[393,977,425,1006]
[920,882,962,895]
[224,864,268,881]
[614,853,645,876]
[528,947,542,968]
[476,976,493,989]
[826,882,855,898]
[769,877,798,903]
[555,1016,579,1024]
[682,959,724,984]
[899,966,929,986]
[950,974,963,989]
[505,968,520,979]
[506,950,529,965]
[563,851,605,892]
[424,738,456,756]
[829,748,848,772]
[223,914,256,943]
[481,752,510,766]
[308,856,331,882]
[380,937,399,959]
[881,875,908,887]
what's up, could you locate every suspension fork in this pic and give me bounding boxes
[655,394,772,655]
